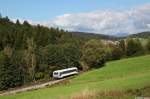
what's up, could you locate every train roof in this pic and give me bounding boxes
[53,67,77,73]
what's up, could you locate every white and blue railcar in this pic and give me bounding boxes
[53,67,78,79]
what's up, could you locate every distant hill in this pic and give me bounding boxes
[114,32,129,37]
[128,31,150,38]
[71,31,117,40]
[71,31,150,40]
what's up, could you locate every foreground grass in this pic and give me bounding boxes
[1,55,150,99]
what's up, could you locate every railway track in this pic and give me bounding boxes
[0,79,64,96]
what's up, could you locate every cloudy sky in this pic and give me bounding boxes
[1,0,150,35]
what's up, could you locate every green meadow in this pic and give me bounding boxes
[1,55,150,99]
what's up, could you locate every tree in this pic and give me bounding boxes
[111,46,123,60]
[24,38,37,81]
[0,51,23,90]
[11,50,29,83]
[81,39,106,70]
[23,20,30,27]
[146,37,150,52]
[118,39,126,53]
[16,19,20,25]
[43,43,81,73]
[126,38,143,56]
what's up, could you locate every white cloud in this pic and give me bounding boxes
[46,3,150,35]
[11,4,150,35]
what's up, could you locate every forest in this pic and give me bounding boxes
[0,15,150,90]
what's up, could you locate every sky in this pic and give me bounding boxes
[1,0,150,35]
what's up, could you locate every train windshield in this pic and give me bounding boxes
[54,72,58,75]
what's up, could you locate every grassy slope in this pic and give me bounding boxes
[1,55,150,99]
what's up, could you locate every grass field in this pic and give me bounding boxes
[1,55,150,99]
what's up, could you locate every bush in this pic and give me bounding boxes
[111,46,123,60]
[126,38,143,56]
[118,39,126,55]
[81,39,106,70]
[35,72,45,80]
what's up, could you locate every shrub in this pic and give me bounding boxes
[126,38,143,56]
[81,39,106,70]
[35,72,45,80]
[111,46,123,60]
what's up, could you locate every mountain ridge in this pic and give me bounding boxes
[71,31,150,40]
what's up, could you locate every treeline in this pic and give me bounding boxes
[0,15,150,90]
[0,16,83,90]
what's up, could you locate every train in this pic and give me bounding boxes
[53,67,78,79]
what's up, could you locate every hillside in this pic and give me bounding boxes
[71,31,150,40]
[1,16,149,92]
[1,55,150,99]
[71,31,117,40]
[128,31,150,38]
